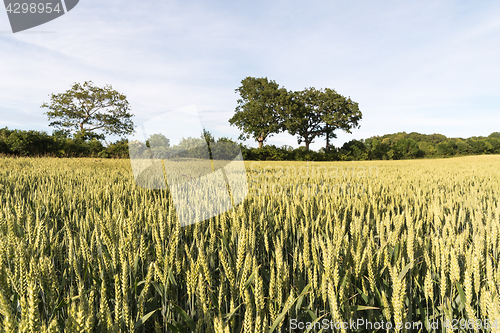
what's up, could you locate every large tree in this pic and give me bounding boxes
[284,88,361,151]
[319,88,361,152]
[282,87,324,151]
[229,77,288,148]
[41,81,134,141]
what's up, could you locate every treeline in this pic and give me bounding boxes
[0,127,129,158]
[0,127,242,160]
[241,132,500,161]
[349,131,500,160]
[129,132,241,161]
[1,127,499,161]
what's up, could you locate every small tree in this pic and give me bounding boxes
[41,81,134,141]
[146,133,170,159]
[146,133,170,148]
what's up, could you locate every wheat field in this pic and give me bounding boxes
[0,156,499,332]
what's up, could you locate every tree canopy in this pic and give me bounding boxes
[229,77,288,148]
[41,81,134,141]
[229,77,362,150]
[319,88,361,151]
[282,87,325,151]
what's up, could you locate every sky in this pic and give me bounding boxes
[1,0,499,150]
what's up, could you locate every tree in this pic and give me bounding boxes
[202,128,215,145]
[283,87,324,151]
[340,139,367,160]
[229,77,288,148]
[284,88,362,151]
[319,89,361,152]
[146,133,170,148]
[146,133,171,159]
[5,129,57,156]
[41,81,134,141]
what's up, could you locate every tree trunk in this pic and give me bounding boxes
[257,132,265,148]
[305,140,310,151]
[325,124,331,152]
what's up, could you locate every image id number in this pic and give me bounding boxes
[444,319,498,330]
[6,3,62,14]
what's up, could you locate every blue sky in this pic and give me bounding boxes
[1,0,499,150]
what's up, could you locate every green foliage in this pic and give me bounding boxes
[284,87,361,151]
[292,146,323,161]
[145,134,171,159]
[176,137,206,150]
[283,87,325,151]
[41,81,134,140]
[99,139,130,158]
[202,128,215,144]
[339,140,368,161]
[359,132,500,160]
[0,127,129,158]
[0,128,58,156]
[229,77,288,148]
[229,77,362,151]
[2,125,500,161]
[209,140,241,160]
[238,131,500,161]
[241,144,292,161]
[136,131,241,161]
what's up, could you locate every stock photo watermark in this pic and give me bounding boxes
[290,318,424,331]
[3,0,79,33]
[128,106,381,226]
[290,318,499,331]
[128,105,248,228]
